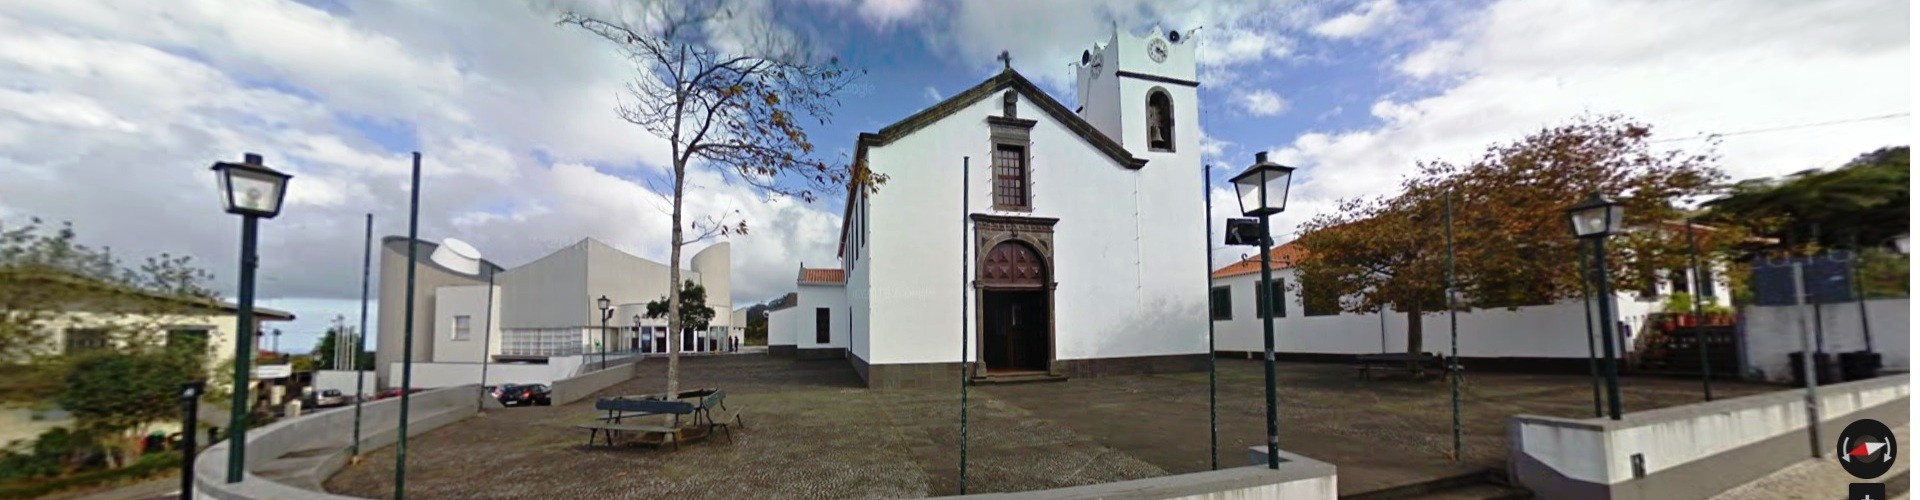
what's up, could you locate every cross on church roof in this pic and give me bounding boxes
[997,50,1011,70]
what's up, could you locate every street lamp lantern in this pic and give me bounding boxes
[211,152,291,484]
[1566,192,1623,239]
[1229,152,1296,217]
[597,295,611,312]
[1225,151,1295,471]
[1567,191,1626,420]
[211,153,293,219]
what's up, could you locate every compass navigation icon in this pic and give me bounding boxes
[1837,418,1898,480]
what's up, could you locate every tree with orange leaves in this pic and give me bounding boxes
[1293,114,1743,358]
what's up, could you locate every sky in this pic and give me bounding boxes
[0,0,1909,352]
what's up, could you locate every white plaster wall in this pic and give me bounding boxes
[768,306,797,347]
[1514,375,1909,485]
[863,91,1205,365]
[795,283,849,349]
[1741,298,1910,382]
[691,243,731,329]
[432,285,500,363]
[1213,269,1659,358]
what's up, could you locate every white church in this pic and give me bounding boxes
[770,26,1209,388]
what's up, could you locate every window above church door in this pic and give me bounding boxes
[1147,88,1174,152]
[992,144,1029,210]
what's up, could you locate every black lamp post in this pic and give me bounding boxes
[633,314,643,353]
[1229,151,1295,470]
[597,295,613,370]
[210,153,292,483]
[178,381,204,500]
[1567,192,1625,420]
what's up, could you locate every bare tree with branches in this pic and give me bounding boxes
[559,0,880,397]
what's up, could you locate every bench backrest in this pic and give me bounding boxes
[700,389,726,410]
[597,397,694,414]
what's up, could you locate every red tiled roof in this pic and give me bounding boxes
[1210,241,1308,279]
[798,267,845,285]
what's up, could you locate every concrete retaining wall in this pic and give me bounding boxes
[193,384,480,499]
[1510,375,1909,499]
[942,447,1336,500]
[549,358,639,405]
[1741,298,1909,382]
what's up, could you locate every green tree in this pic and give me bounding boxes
[645,280,717,335]
[1703,146,1908,250]
[1294,114,1734,358]
[561,0,880,397]
[57,349,198,467]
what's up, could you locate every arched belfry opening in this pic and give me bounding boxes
[1146,88,1175,152]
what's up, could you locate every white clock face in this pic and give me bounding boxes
[1148,38,1168,63]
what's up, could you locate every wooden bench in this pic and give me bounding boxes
[576,422,682,450]
[1355,353,1448,380]
[692,390,746,443]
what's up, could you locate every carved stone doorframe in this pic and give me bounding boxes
[969,213,1059,379]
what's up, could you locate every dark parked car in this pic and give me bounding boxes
[491,383,551,406]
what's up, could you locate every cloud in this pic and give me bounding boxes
[858,0,925,28]
[1311,0,1400,39]
[1234,90,1290,116]
[1269,0,1910,240]
[0,0,848,347]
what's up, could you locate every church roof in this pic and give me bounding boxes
[838,68,1148,257]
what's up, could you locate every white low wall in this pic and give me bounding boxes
[1510,375,1909,499]
[550,357,642,405]
[193,384,480,499]
[1741,298,1909,382]
[943,447,1336,500]
[312,371,377,398]
[384,352,644,389]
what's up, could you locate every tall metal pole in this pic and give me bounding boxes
[1791,259,1822,457]
[1578,245,1602,418]
[1685,219,1712,400]
[478,269,495,410]
[224,214,258,484]
[1590,238,1624,420]
[352,213,371,455]
[600,313,609,371]
[1203,163,1218,471]
[1258,213,1279,470]
[958,156,970,494]
[1848,236,1873,352]
[395,151,422,500]
[1445,190,1461,460]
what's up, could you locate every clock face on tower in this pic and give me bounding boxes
[1148,38,1168,63]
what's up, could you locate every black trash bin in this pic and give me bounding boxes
[1789,351,1840,386]
[1839,351,1883,381]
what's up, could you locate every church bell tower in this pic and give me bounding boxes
[1073,25,1200,160]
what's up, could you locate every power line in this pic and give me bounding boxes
[1651,112,1910,143]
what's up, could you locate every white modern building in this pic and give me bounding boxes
[1210,233,1735,372]
[375,237,735,388]
[772,26,1210,388]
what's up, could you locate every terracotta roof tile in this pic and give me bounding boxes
[1210,241,1308,279]
[798,267,845,285]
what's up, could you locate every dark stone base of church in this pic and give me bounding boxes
[853,353,1209,389]
[858,360,967,390]
[768,345,796,357]
[795,347,846,360]
[1213,350,1619,375]
[1054,353,1209,379]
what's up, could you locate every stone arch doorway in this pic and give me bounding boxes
[978,239,1052,374]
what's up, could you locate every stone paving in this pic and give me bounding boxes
[325,354,1779,498]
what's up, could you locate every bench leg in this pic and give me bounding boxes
[586,429,597,447]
